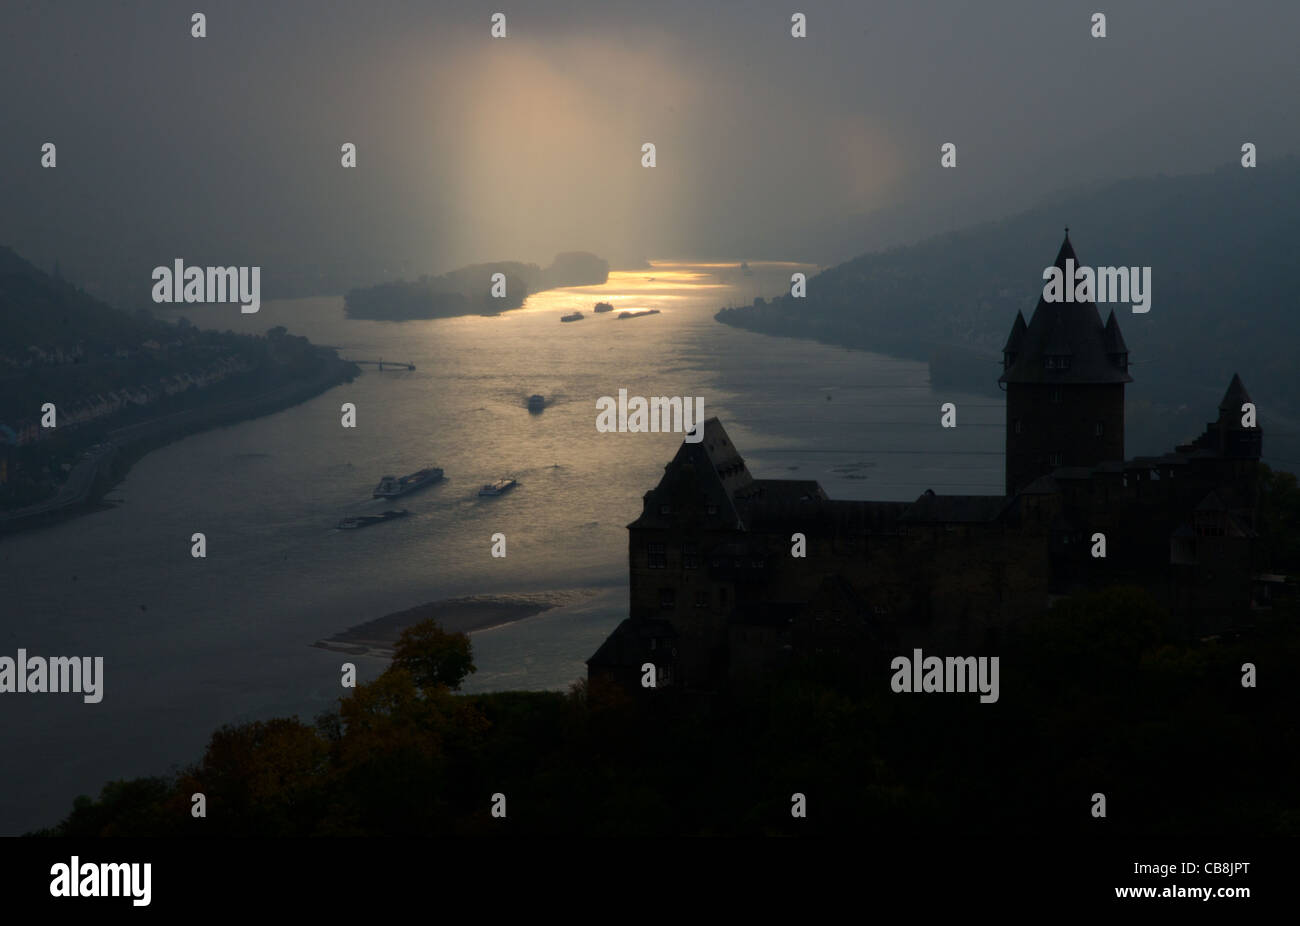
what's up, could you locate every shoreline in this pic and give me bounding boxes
[0,355,358,536]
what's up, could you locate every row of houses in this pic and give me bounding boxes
[2,354,252,446]
[0,335,195,372]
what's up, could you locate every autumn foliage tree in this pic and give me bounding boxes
[391,619,477,690]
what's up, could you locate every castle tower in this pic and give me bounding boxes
[999,231,1132,495]
[1211,373,1262,460]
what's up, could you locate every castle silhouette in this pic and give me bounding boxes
[589,232,1264,692]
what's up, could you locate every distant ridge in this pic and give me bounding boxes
[0,245,158,351]
[717,159,1299,429]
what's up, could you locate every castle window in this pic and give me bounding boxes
[1014,419,1024,435]
[719,587,728,608]
[706,504,718,516]
[647,543,666,568]
[1048,452,1062,466]
[1094,422,1104,436]
[660,589,675,609]
[694,591,707,608]
[683,545,699,569]
[1050,388,1063,403]
[660,504,671,515]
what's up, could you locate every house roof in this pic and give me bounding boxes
[1051,466,1094,481]
[738,494,909,532]
[586,618,677,669]
[900,490,1007,523]
[736,479,827,505]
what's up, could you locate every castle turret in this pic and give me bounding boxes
[1177,373,1262,462]
[1000,231,1131,495]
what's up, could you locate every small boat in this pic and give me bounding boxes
[561,311,584,322]
[373,466,444,498]
[741,260,754,277]
[478,478,518,496]
[528,394,545,412]
[593,301,614,313]
[617,309,661,320]
[338,509,408,530]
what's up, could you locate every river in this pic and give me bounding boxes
[0,261,1004,833]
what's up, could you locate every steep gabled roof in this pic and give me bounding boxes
[700,418,751,481]
[627,417,749,530]
[998,231,1134,386]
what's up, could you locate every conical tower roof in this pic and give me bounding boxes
[999,230,1133,385]
[1002,311,1028,354]
[1218,372,1252,414]
[1103,309,1128,354]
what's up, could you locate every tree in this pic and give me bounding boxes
[391,619,477,690]
[1259,464,1300,572]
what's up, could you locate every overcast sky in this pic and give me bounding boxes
[2,0,1296,297]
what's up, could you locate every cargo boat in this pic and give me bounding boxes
[338,509,408,530]
[373,466,444,498]
[478,478,518,496]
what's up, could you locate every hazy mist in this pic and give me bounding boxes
[2,0,1297,303]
